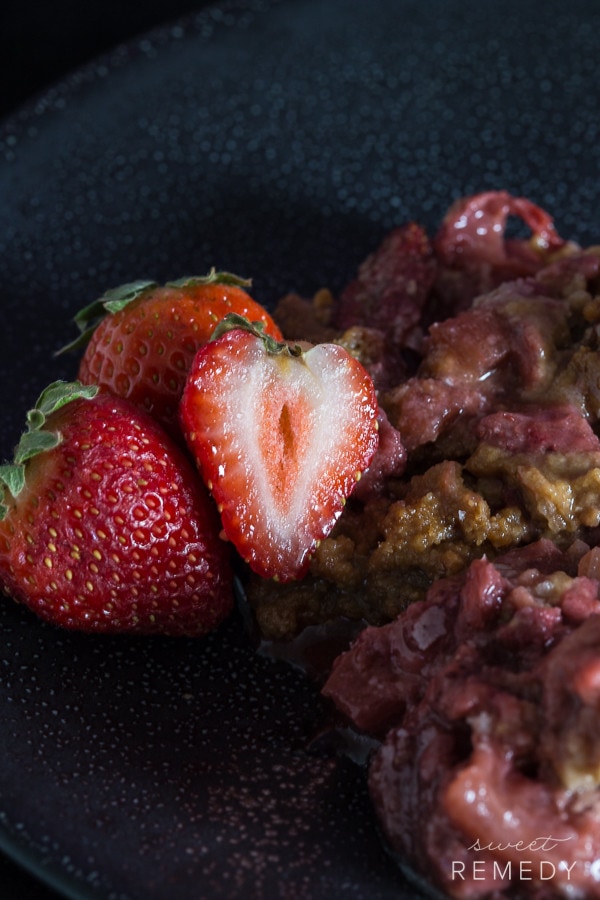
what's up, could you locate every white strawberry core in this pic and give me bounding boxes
[218,340,376,575]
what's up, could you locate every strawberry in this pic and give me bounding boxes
[0,381,233,635]
[179,315,380,582]
[62,269,283,440]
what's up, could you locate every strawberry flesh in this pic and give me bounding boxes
[180,326,380,581]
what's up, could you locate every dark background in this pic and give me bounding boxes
[1,1,210,120]
[1,3,216,899]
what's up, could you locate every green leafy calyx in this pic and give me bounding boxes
[211,313,303,357]
[58,269,252,356]
[0,381,99,518]
[58,280,157,354]
[167,268,252,290]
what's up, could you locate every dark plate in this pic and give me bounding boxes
[1,0,600,897]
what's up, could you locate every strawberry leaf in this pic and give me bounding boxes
[57,280,157,354]
[168,268,252,290]
[33,379,99,419]
[0,381,99,518]
[0,464,25,512]
[15,430,62,465]
[100,280,158,313]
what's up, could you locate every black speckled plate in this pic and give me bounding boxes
[1,0,600,897]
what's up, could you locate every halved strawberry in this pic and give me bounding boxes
[62,269,283,440]
[0,381,233,635]
[179,315,380,581]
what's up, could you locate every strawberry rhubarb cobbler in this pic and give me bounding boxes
[262,191,600,898]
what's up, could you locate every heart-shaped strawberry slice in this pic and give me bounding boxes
[180,315,380,581]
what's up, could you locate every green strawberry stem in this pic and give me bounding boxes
[0,380,98,517]
[212,313,303,357]
[58,268,252,355]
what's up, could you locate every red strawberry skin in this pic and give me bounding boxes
[179,325,379,582]
[77,280,283,440]
[0,392,233,635]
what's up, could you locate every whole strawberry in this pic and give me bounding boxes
[180,315,380,582]
[64,270,283,440]
[0,381,233,635]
